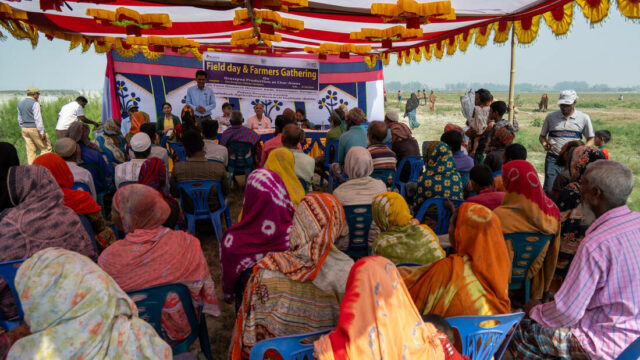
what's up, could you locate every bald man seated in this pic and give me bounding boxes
[282,123,314,192]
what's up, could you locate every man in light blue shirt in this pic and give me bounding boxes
[185,70,216,127]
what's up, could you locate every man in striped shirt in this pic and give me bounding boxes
[367,121,396,170]
[510,160,640,360]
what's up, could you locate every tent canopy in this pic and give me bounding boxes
[1,0,638,65]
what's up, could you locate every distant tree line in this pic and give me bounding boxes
[385,81,639,92]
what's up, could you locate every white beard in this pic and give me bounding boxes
[578,201,597,226]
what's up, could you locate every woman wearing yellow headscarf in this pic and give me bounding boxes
[372,192,445,265]
[264,147,305,208]
[398,202,511,317]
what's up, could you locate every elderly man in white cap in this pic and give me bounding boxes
[114,132,152,188]
[17,86,52,164]
[539,90,595,194]
[55,137,97,200]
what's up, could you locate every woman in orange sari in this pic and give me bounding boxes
[398,202,511,317]
[126,111,148,144]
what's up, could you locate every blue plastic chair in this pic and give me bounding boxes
[505,232,553,304]
[227,141,254,187]
[447,312,525,360]
[371,168,396,189]
[343,204,373,259]
[176,180,231,241]
[72,181,91,193]
[118,180,138,188]
[160,135,169,148]
[493,170,503,178]
[169,142,187,162]
[320,140,339,192]
[127,283,212,360]
[208,158,224,165]
[298,177,308,193]
[0,259,25,331]
[459,170,470,189]
[249,330,331,360]
[392,156,423,198]
[616,336,640,360]
[77,214,99,254]
[415,198,463,235]
[396,263,421,267]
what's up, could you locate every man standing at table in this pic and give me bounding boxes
[185,70,216,127]
[17,87,52,164]
[56,96,99,138]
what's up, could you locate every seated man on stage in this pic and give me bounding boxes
[246,103,272,130]
[220,111,262,164]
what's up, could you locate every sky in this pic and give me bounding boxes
[0,10,639,91]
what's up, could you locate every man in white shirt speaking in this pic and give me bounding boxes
[56,96,100,139]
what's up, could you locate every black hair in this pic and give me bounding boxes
[161,102,172,109]
[595,129,611,143]
[133,147,151,159]
[422,314,455,345]
[201,119,219,139]
[222,102,233,110]
[275,114,293,133]
[76,96,88,104]
[490,100,507,117]
[230,111,244,126]
[139,123,157,141]
[470,164,494,188]
[282,124,303,148]
[195,70,207,78]
[440,130,463,153]
[504,143,527,163]
[368,121,388,143]
[476,88,492,104]
[296,108,305,116]
[182,129,204,155]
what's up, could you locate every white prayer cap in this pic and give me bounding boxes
[130,132,151,152]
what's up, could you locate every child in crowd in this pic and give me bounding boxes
[422,314,456,346]
[595,129,611,159]
[469,89,493,156]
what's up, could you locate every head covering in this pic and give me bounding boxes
[388,120,413,143]
[96,119,127,163]
[444,123,463,134]
[493,160,561,299]
[67,121,92,147]
[493,125,515,147]
[372,192,444,265]
[26,87,39,95]
[414,142,464,210]
[127,103,139,112]
[569,145,606,183]
[137,158,181,219]
[399,203,511,317]
[129,112,146,135]
[33,153,101,214]
[220,169,294,301]
[314,256,450,360]
[264,148,305,208]
[112,184,170,233]
[344,146,373,179]
[54,137,77,158]
[103,118,122,136]
[405,93,420,114]
[8,248,171,360]
[0,142,19,212]
[130,132,151,152]
[385,111,399,122]
[558,90,578,105]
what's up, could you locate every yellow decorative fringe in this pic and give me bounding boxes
[457,28,473,52]
[493,21,512,43]
[445,36,457,55]
[114,39,138,57]
[576,0,610,24]
[233,8,304,31]
[433,41,444,59]
[543,2,574,36]
[617,0,640,18]
[350,25,422,41]
[474,23,492,47]
[421,44,432,61]
[514,15,541,44]
[371,0,456,26]
[141,45,163,59]
[86,7,172,28]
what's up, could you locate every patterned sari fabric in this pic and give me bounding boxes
[67,121,94,148]
[413,142,464,211]
[314,256,466,360]
[264,147,305,208]
[0,165,95,319]
[99,184,220,341]
[493,160,561,300]
[0,142,20,212]
[96,118,127,163]
[399,203,511,317]
[8,248,171,360]
[553,146,606,284]
[125,112,149,144]
[138,158,186,229]
[230,193,354,360]
[372,192,445,265]
[220,169,295,302]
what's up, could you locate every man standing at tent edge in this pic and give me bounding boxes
[17,87,52,164]
[186,70,216,127]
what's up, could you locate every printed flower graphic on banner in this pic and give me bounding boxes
[318,89,348,115]
[250,99,283,118]
[181,95,187,104]
[115,80,142,119]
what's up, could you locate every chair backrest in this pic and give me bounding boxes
[504,232,553,285]
[447,312,525,360]
[324,140,339,167]
[208,159,224,164]
[250,330,331,360]
[72,182,91,193]
[168,142,187,162]
[77,214,99,253]
[176,180,225,216]
[228,141,254,169]
[371,168,396,187]
[298,177,308,193]
[127,283,200,355]
[0,259,26,330]
[415,198,463,235]
[118,180,138,188]
[616,336,640,360]
[343,204,373,258]
[160,135,169,148]
[493,170,502,178]
[393,156,423,185]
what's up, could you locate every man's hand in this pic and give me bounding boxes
[196,106,206,113]
[40,133,47,141]
[523,299,541,318]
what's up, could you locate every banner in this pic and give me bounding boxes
[204,52,319,101]
[104,49,384,133]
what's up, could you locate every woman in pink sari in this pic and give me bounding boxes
[98,184,220,343]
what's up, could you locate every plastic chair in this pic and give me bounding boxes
[447,312,525,360]
[72,182,91,193]
[169,142,187,162]
[343,204,373,259]
[298,177,308,193]
[160,135,169,148]
[249,330,331,360]
[0,259,26,331]
[176,180,231,241]
[505,232,553,304]
[77,214,99,254]
[320,140,339,192]
[396,263,421,267]
[616,336,640,360]
[227,141,254,187]
[127,283,212,360]
[118,180,138,188]
[208,159,224,165]
[415,198,463,235]
[371,168,396,189]
[392,156,423,198]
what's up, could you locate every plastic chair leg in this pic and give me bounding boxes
[187,215,196,235]
[399,183,406,198]
[224,208,232,229]
[199,315,213,360]
[211,216,222,242]
[524,279,530,305]
[328,176,333,192]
